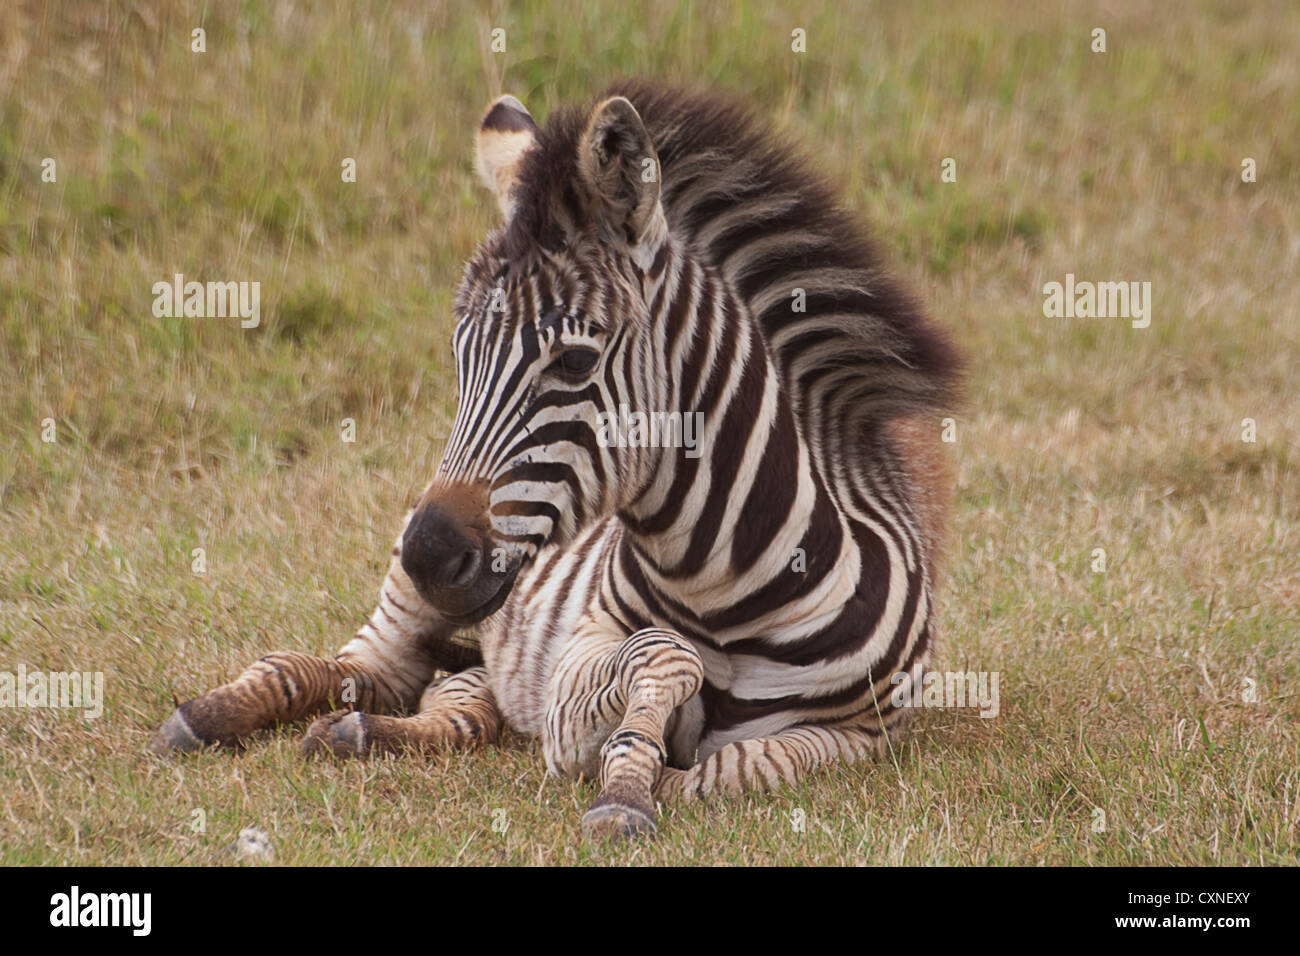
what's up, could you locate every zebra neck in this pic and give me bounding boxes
[615,256,861,629]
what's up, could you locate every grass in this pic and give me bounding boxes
[0,0,1297,865]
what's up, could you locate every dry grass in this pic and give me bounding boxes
[0,0,1297,864]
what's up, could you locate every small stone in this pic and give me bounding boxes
[232,826,275,864]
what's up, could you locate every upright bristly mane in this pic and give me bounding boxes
[503,79,962,455]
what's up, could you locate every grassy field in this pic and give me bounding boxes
[1,0,1297,865]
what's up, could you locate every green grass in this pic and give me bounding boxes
[1,0,1297,865]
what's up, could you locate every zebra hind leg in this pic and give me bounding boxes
[302,666,499,758]
[580,628,703,842]
[653,712,897,801]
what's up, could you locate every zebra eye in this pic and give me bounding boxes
[546,347,600,381]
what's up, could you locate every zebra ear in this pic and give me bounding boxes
[577,96,665,258]
[475,94,540,220]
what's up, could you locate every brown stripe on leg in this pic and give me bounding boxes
[580,629,703,841]
[152,535,480,755]
[654,712,896,800]
[303,666,499,758]
[151,651,406,753]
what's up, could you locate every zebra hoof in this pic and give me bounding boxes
[303,710,367,758]
[149,708,209,756]
[581,800,658,842]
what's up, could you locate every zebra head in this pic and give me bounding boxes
[401,93,673,624]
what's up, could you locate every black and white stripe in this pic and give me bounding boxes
[439,81,961,771]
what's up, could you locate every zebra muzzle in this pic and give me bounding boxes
[400,498,518,626]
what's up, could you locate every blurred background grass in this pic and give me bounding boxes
[0,0,1296,864]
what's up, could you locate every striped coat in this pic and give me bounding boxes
[153,81,962,840]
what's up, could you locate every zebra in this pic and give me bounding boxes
[152,81,963,840]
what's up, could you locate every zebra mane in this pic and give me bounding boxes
[503,79,963,435]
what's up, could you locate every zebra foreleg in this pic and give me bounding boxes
[653,713,895,800]
[150,651,405,753]
[578,628,704,841]
[151,543,478,754]
[302,666,499,757]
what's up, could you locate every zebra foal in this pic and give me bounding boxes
[153,82,962,840]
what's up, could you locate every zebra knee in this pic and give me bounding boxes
[616,628,703,708]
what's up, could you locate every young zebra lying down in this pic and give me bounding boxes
[153,81,962,840]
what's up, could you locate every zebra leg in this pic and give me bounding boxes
[302,666,499,757]
[653,713,896,800]
[151,651,395,753]
[150,538,479,754]
[576,628,704,841]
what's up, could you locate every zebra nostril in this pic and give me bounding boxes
[445,546,481,589]
[401,504,485,594]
